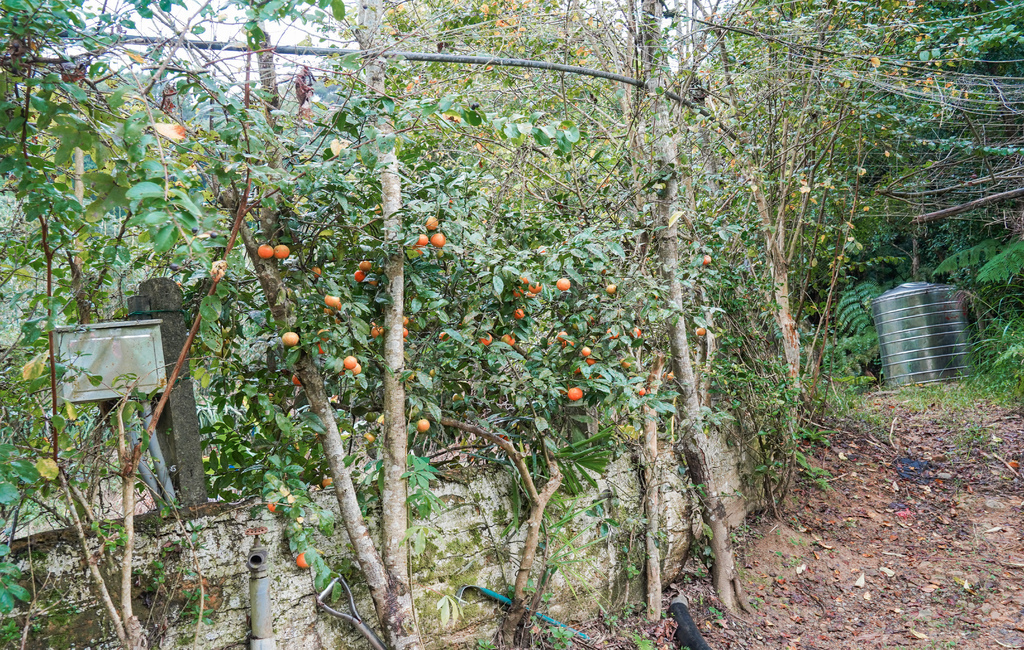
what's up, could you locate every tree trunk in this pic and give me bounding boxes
[751,183,802,385]
[355,1,419,644]
[501,457,561,643]
[652,87,750,616]
[116,404,147,649]
[642,355,666,621]
[437,417,561,643]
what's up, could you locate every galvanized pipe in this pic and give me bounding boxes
[247,545,276,650]
[127,409,169,500]
[142,403,177,500]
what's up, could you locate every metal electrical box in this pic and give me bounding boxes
[54,319,167,403]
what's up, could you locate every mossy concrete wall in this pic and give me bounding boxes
[9,441,757,649]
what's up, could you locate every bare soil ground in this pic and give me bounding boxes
[601,383,1024,650]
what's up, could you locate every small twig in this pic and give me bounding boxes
[982,451,1020,478]
[887,417,897,449]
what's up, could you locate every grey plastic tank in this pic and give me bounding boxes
[871,282,969,386]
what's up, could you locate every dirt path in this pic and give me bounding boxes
[686,385,1024,650]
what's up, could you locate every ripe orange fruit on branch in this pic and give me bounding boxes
[282,332,299,347]
[607,329,618,340]
[479,333,493,346]
[359,260,372,272]
[638,387,647,396]
[292,375,301,386]
[426,216,439,231]
[267,503,277,513]
[257,244,275,259]
[606,284,617,295]
[351,363,362,375]
[439,332,448,341]
[354,270,367,282]
[312,267,322,278]
[371,324,383,338]
[274,245,290,259]
[364,433,375,443]
[696,327,707,336]
[403,316,410,326]
[416,419,430,433]
[325,295,341,309]
[415,234,429,247]
[632,327,642,338]
[343,356,358,370]
[403,327,409,338]
[296,553,309,569]
[702,254,712,266]
[586,357,596,366]
[621,359,632,370]
[430,232,446,248]
[556,278,571,291]
[322,477,333,488]
[581,346,592,357]
[528,283,542,294]
[514,308,525,320]
[501,334,516,346]
[567,387,583,401]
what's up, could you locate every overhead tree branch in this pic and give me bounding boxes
[912,187,1024,223]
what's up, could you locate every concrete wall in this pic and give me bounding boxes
[9,436,758,649]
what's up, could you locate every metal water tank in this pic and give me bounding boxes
[871,283,969,386]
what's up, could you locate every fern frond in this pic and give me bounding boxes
[835,280,883,336]
[935,239,1004,275]
[976,240,1024,283]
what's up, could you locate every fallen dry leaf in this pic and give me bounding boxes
[855,573,866,588]
[909,629,928,640]
[880,567,895,577]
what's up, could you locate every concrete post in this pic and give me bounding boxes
[128,278,208,507]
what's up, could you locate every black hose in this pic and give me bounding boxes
[668,595,713,650]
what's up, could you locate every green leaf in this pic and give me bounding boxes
[108,86,132,109]
[200,295,222,322]
[438,595,450,627]
[153,222,178,252]
[330,0,345,20]
[10,460,39,483]
[560,122,580,143]
[126,181,165,201]
[6,583,29,603]
[0,482,18,505]
[492,275,503,296]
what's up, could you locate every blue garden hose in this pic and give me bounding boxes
[455,585,590,641]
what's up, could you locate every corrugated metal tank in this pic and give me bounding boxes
[871,282,969,386]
